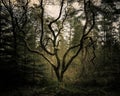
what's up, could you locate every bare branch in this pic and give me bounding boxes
[62,0,96,74]
[39,0,54,55]
[48,0,65,47]
[56,5,68,38]
[23,39,55,68]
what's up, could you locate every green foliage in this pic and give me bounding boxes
[0,4,20,87]
[71,17,83,47]
[0,2,48,88]
[96,36,120,87]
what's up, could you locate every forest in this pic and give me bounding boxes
[0,0,120,96]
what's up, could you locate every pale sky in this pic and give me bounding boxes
[29,0,81,18]
[45,5,61,18]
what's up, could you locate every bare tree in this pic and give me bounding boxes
[25,0,96,82]
[1,0,96,83]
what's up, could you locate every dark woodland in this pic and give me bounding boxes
[0,0,120,96]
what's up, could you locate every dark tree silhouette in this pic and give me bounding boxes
[23,0,96,82]
[1,0,96,83]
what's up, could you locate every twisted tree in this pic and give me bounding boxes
[1,0,96,83]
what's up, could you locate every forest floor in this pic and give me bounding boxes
[0,84,120,96]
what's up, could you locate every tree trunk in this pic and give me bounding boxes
[54,68,64,83]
